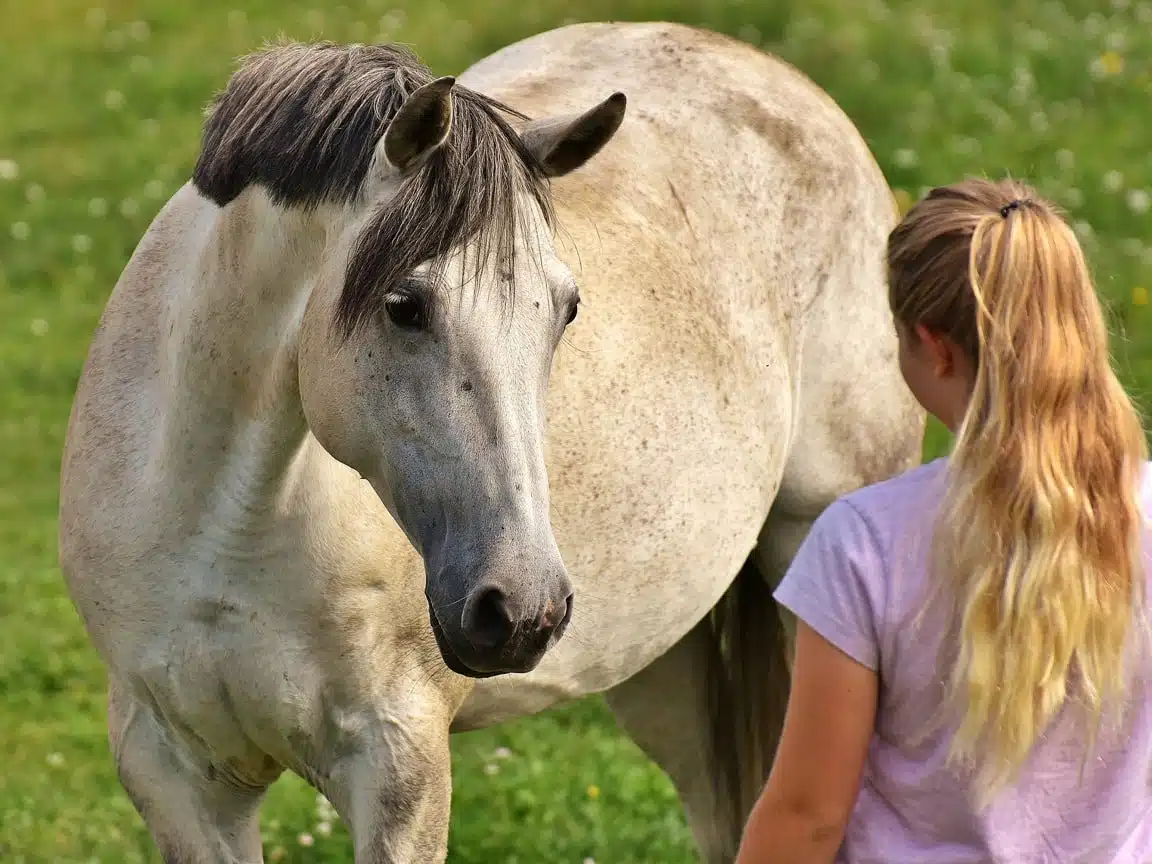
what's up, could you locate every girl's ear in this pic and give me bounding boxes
[914,323,960,378]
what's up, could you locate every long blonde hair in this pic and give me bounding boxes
[887,177,1148,803]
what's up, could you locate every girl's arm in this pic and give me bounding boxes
[734,620,878,864]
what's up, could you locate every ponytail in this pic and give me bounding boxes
[887,178,1148,803]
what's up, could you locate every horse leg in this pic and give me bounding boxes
[319,710,455,864]
[604,608,757,864]
[108,675,273,864]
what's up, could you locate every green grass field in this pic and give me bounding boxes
[3,0,1151,861]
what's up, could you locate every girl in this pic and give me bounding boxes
[736,177,1152,862]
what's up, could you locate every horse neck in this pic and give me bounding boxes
[157,187,332,531]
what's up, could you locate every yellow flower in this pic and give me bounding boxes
[587,784,600,799]
[893,188,914,215]
[1100,51,1125,76]
[1132,286,1149,306]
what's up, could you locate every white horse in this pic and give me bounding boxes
[59,21,924,863]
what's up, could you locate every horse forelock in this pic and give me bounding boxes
[190,40,556,341]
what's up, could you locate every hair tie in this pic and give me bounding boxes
[999,199,1025,218]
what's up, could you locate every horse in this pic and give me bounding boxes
[59,20,924,863]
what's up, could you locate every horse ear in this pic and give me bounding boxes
[379,76,456,173]
[520,92,627,178]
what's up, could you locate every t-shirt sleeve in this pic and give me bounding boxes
[772,498,886,671]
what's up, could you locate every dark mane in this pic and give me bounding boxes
[191,40,555,338]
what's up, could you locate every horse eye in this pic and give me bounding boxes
[565,299,579,326]
[384,296,425,331]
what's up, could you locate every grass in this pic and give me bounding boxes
[2,0,1151,860]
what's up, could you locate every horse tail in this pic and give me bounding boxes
[704,553,792,859]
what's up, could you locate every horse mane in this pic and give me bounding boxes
[191,40,555,338]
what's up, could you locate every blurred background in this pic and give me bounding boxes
[2,0,1150,861]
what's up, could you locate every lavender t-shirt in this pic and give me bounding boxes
[773,458,1152,863]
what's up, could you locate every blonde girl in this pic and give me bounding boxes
[736,177,1152,862]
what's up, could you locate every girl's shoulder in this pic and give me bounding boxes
[834,458,950,530]
[789,460,948,581]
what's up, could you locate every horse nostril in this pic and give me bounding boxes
[466,587,514,649]
[562,592,574,627]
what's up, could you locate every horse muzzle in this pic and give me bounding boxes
[426,564,574,677]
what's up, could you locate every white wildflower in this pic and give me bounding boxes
[10,221,30,240]
[88,197,108,217]
[893,148,918,169]
[72,234,93,254]
[1011,66,1035,103]
[104,89,125,111]
[1023,29,1050,52]
[378,11,406,33]
[0,159,18,180]
[1127,188,1150,213]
